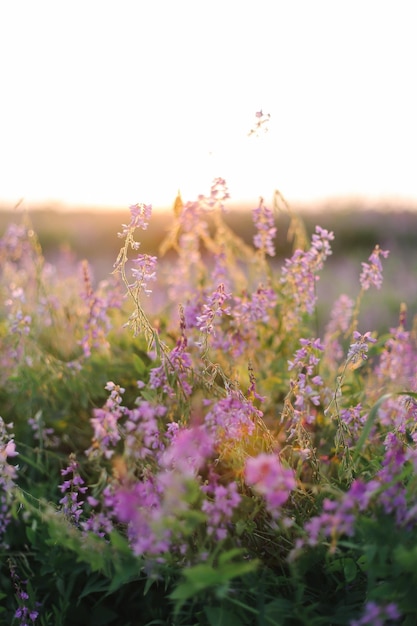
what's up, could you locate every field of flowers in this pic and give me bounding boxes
[1,179,417,625]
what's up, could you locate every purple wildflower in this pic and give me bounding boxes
[123,401,167,461]
[196,283,232,335]
[86,382,126,459]
[280,226,334,318]
[245,453,296,517]
[287,338,325,425]
[359,245,389,290]
[376,432,408,525]
[119,203,152,236]
[253,199,277,257]
[130,254,158,296]
[350,600,400,626]
[339,404,366,444]
[160,425,214,477]
[209,177,230,206]
[234,285,277,324]
[202,477,241,540]
[347,331,376,363]
[9,560,41,626]
[58,455,88,525]
[305,497,357,550]
[205,393,260,442]
[111,479,171,557]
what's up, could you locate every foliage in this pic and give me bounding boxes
[1,168,417,625]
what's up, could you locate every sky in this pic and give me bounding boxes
[1,0,417,211]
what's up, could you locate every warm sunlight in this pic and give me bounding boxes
[1,0,417,210]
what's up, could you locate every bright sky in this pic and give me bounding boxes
[1,0,417,210]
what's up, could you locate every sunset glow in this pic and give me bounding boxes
[1,1,416,210]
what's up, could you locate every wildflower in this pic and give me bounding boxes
[205,393,260,441]
[58,455,88,525]
[350,600,400,626]
[235,285,277,324]
[202,478,241,540]
[347,331,376,363]
[209,177,230,206]
[281,226,334,318]
[123,400,166,460]
[111,479,171,557]
[9,560,41,625]
[195,283,231,335]
[160,425,214,477]
[359,245,389,290]
[86,382,126,459]
[245,453,296,516]
[375,432,408,525]
[340,404,366,444]
[253,199,276,257]
[148,320,193,397]
[130,254,158,296]
[119,202,152,236]
[287,338,325,425]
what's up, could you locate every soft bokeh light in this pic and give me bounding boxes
[1,0,416,210]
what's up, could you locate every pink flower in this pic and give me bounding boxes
[245,454,296,514]
[359,245,389,290]
[0,439,18,462]
[119,203,152,236]
[160,425,214,477]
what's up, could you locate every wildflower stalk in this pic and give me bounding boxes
[113,226,163,353]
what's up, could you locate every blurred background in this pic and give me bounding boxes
[1,0,417,331]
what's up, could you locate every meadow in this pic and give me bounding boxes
[1,183,417,625]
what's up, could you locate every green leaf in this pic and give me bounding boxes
[78,574,110,600]
[132,353,147,376]
[343,558,358,583]
[352,393,393,463]
[204,605,246,626]
[109,530,132,555]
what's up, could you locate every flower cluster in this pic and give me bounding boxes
[196,283,231,336]
[359,245,389,290]
[9,560,40,626]
[252,198,276,257]
[245,453,296,517]
[347,330,376,364]
[280,225,334,319]
[119,202,152,236]
[204,393,260,442]
[287,338,325,426]
[202,477,241,540]
[350,601,400,626]
[58,455,88,525]
[86,382,126,459]
[130,254,158,296]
